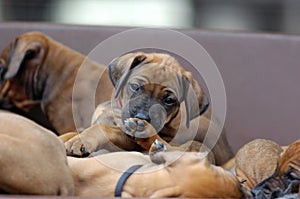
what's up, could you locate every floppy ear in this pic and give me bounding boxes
[182,75,209,128]
[3,38,45,79]
[108,53,147,98]
[277,140,300,175]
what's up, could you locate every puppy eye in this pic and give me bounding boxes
[25,49,36,60]
[129,83,142,93]
[163,95,177,106]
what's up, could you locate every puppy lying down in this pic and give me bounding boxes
[0,110,244,197]
[251,139,300,198]
[234,138,300,198]
[68,146,245,198]
[235,139,283,191]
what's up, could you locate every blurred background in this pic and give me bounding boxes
[0,0,300,34]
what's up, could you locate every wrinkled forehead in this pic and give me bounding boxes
[130,63,182,96]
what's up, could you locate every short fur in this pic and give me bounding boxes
[68,150,245,198]
[235,139,283,190]
[0,32,113,134]
[251,140,300,198]
[63,52,233,165]
[0,111,74,195]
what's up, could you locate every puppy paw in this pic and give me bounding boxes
[149,139,168,164]
[123,118,161,150]
[124,118,156,138]
[64,135,94,157]
[151,139,168,152]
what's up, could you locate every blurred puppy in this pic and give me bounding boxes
[0,111,74,195]
[0,32,113,134]
[235,139,283,190]
[251,140,300,198]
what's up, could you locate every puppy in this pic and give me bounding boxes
[235,139,283,191]
[67,142,245,198]
[251,140,300,198]
[0,111,74,195]
[0,32,113,134]
[64,52,233,165]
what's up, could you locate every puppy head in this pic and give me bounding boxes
[235,139,283,190]
[0,32,48,111]
[108,52,209,131]
[153,151,246,198]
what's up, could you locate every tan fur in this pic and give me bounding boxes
[251,140,300,196]
[0,111,74,195]
[276,139,300,176]
[64,52,233,165]
[235,139,283,190]
[0,32,113,134]
[221,157,235,170]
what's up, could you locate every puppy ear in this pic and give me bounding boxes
[277,140,300,175]
[108,53,147,97]
[2,38,45,80]
[182,75,209,128]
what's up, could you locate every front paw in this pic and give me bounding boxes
[64,134,95,157]
[149,139,168,164]
[124,118,156,138]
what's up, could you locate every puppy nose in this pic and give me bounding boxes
[134,112,151,122]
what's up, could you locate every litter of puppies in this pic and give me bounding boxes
[0,32,299,198]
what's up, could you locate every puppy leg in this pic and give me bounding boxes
[64,123,136,157]
[124,118,211,153]
[149,140,215,164]
[148,140,186,164]
[149,140,168,164]
[59,132,78,143]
